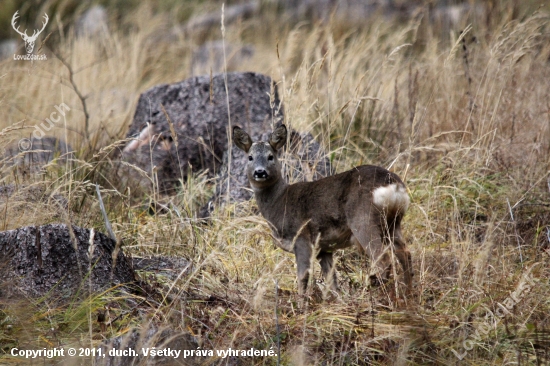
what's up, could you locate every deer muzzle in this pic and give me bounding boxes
[253,168,268,180]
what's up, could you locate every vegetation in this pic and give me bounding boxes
[1,0,549,364]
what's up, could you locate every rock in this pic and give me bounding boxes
[280,0,484,29]
[176,0,380,34]
[97,324,201,366]
[180,1,260,33]
[2,136,74,176]
[0,39,18,60]
[281,0,408,24]
[190,41,254,75]
[0,224,141,299]
[119,72,283,194]
[75,5,109,38]
[120,72,332,215]
[430,3,486,34]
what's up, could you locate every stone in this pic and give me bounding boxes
[0,224,142,299]
[0,39,18,60]
[120,72,332,216]
[119,72,283,194]
[75,5,109,38]
[2,136,74,176]
[190,41,254,75]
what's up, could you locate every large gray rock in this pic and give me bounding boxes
[75,5,109,38]
[119,72,283,194]
[120,72,332,216]
[2,136,74,176]
[0,224,140,299]
[0,39,18,60]
[190,41,254,75]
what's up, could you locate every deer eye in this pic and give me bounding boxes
[248,156,253,161]
[268,155,274,161]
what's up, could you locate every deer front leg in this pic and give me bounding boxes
[293,238,312,296]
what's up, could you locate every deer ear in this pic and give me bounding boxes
[269,124,287,151]
[233,126,253,153]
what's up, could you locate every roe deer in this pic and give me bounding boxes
[233,124,413,295]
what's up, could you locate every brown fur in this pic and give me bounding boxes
[234,124,413,295]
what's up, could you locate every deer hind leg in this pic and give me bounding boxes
[391,226,413,295]
[317,251,338,292]
[293,237,313,296]
[350,222,391,287]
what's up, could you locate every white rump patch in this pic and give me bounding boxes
[372,183,410,213]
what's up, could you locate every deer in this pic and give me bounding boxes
[11,11,49,54]
[233,124,413,297]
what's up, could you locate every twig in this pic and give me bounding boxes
[36,32,52,54]
[52,50,91,141]
[161,103,185,187]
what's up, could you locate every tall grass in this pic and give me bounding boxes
[1,1,549,364]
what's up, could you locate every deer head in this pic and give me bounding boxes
[12,11,49,54]
[233,124,287,190]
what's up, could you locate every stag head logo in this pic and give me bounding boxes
[11,11,49,54]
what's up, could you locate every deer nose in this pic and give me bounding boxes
[254,168,268,179]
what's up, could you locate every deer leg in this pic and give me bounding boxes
[318,251,338,292]
[350,223,391,287]
[366,237,391,287]
[294,238,312,296]
[392,228,413,295]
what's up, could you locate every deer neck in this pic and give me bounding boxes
[252,175,288,218]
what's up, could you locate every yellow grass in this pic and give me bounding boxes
[1,1,549,364]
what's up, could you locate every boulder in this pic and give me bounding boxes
[0,39,18,60]
[120,72,332,215]
[190,41,254,75]
[281,0,413,23]
[2,136,74,176]
[75,5,109,38]
[180,1,260,33]
[0,224,140,299]
[119,72,283,194]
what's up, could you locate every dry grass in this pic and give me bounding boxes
[1,1,550,364]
